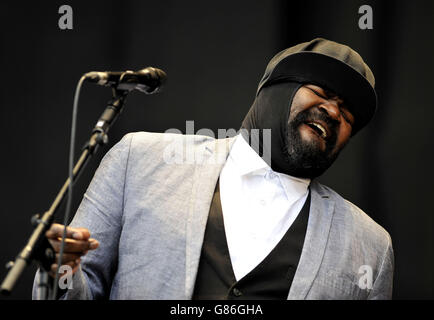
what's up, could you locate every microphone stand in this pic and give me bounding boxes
[1,88,129,298]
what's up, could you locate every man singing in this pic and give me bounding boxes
[34,38,394,300]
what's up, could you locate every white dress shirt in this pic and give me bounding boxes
[219,135,311,281]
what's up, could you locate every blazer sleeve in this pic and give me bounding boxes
[367,233,395,300]
[32,133,134,300]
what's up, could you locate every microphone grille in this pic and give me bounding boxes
[137,67,167,94]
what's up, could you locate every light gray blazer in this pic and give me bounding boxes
[33,132,394,299]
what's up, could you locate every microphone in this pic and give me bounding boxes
[83,67,167,94]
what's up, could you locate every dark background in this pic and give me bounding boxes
[0,0,432,300]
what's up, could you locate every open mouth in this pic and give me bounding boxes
[304,121,328,139]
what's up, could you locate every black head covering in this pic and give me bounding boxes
[241,81,302,174]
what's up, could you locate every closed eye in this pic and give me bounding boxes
[341,111,351,123]
[340,109,354,126]
[307,87,328,99]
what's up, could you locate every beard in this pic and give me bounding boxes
[283,108,344,179]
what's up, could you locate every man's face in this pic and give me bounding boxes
[285,84,355,178]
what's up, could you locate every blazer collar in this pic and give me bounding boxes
[185,136,236,298]
[287,180,335,299]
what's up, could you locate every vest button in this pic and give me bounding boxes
[232,288,242,297]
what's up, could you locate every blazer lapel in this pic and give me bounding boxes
[184,136,235,298]
[287,181,335,300]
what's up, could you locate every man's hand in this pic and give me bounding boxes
[45,223,99,277]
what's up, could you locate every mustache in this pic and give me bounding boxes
[290,108,339,144]
[294,108,339,130]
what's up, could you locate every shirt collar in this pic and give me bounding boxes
[229,135,269,176]
[229,134,311,197]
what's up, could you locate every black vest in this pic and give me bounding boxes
[193,180,310,300]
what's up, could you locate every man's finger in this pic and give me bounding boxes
[88,239,99,250]
[46,224,74,239]
[46,224,91,241]
[73,228,91,240]
[49,238,94,253]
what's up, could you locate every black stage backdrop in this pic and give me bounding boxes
[0,0,433,300]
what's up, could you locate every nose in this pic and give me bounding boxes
[318,100,341,122]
